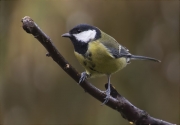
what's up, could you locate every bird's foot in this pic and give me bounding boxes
[79,72,88,84]
[102,89,111,105]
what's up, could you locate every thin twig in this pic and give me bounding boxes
[21,16,176,125]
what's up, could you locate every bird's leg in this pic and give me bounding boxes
[102,75,111,104]
[79,72,89,84]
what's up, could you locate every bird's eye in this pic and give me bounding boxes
[77,29,82,33]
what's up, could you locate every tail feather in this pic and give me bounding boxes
[130,55,161,62]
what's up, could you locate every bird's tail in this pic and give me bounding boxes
[130,55,161,62]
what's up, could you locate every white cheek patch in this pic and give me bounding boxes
[73,30,96,43]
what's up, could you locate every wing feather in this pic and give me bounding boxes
[100,31,131,58]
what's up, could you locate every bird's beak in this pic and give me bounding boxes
[61,33,71,38]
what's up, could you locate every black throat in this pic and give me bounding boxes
[70,37,88,55]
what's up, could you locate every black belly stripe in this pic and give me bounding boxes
[89,66,101,73]
[87,57,92,61]
[88,52,92,57]
[83,52,93,61]
[83,61,87,66]
[91,63,96,68]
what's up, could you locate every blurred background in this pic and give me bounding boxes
[0,0,179,125]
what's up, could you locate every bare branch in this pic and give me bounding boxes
[21,16,176,125]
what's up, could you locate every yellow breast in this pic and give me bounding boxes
[74,41,127,77]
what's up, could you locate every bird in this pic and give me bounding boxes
[61,24,160,104]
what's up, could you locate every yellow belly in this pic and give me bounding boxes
[74,41,127,77]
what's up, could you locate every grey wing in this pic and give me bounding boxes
[108,45,131,63]
[118,46,131,58]
[111,46,131,60]
[101,31,132,59]
[102,41,131,59]
[101,33,160,63]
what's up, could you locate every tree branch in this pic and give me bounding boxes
[21,16,176,125]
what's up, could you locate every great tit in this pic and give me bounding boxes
[62,24,160,104]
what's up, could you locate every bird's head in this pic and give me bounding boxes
[62,24,101,44]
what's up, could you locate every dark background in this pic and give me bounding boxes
[0,0,179,124]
